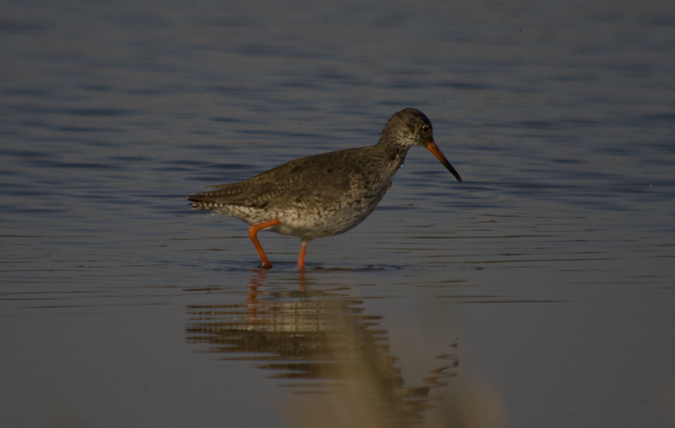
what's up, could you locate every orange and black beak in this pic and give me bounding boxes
[425,140,462,182]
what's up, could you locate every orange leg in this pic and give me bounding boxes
[297,241,308,270]
[248,219,281,269]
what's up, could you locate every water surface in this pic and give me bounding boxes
[1,1,675,427]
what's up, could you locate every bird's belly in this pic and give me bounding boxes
[272,196,383,241]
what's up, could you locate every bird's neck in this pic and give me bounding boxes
[377,140,410,170]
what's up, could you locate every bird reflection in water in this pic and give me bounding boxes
[186,270,459,427]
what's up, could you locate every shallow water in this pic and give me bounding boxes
[2,1,675,427]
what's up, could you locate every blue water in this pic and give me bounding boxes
[1,1,675,427]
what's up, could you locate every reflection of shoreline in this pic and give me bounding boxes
[186,271,457,425]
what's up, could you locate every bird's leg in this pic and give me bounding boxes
[297,241,308,270]
[248,219,281,269]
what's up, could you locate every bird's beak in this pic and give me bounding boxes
[425,140,462,182]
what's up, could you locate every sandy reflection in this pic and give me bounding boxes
[187,271,505,428]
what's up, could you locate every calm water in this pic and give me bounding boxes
[2,0,675,427]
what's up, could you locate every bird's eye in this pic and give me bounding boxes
[421,125,430,133]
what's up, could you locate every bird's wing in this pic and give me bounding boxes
[189,148,374,209]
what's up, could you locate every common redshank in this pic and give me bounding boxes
[188,108,461,269]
